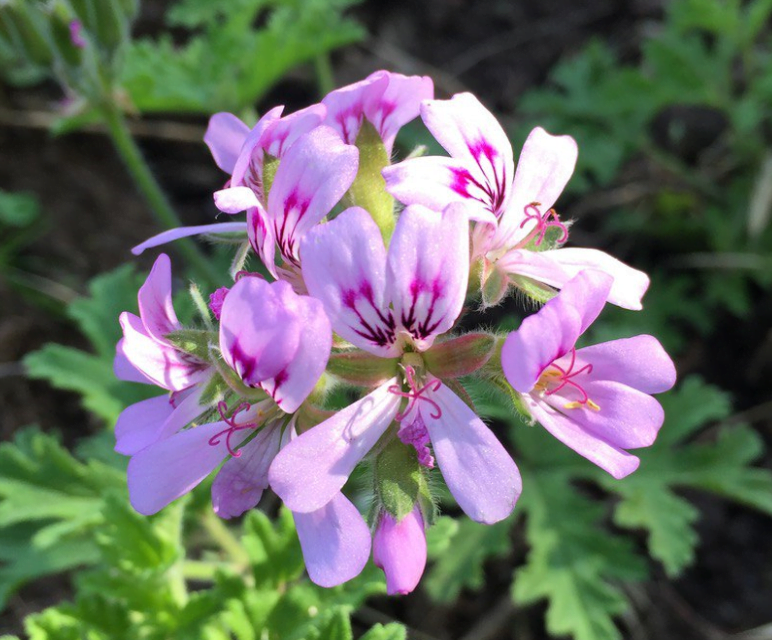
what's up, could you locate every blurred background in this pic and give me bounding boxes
[1,1,772,639]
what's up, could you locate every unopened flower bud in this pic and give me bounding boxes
[373,506,427,596]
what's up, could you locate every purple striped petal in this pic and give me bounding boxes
[294,492,371,587]
[137,254,180,341]
[230,106,284,191]
[247,204,277,278]
[260,103,326,159]
[204,113,250,174]
[219,278,302,385]
[322,71,389,145]
[211,421,283,519]
[387,204,469,349]
[301,207,398,357]
[269,380,400,512]
[267,126,358,264]
[420,93,514,218]
[424,382,521,524]
[131,222,248,256]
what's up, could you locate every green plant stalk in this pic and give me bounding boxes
[314,53,335,97]
[99,102,219,286]
[202,508,251,569]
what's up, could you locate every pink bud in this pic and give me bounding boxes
[373,506,427,595]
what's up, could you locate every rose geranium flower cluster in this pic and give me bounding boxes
[116,70,676,595]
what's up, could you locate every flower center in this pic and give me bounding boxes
[388,365,442,421]
[535,348,600,411]
[208,401,261,456]
[518,202,569,248]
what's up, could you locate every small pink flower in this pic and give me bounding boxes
[502,270,676,478]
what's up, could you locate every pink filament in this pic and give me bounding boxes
[208,401,257,457]
[388,365,442,421]
[545,348,593,404]
[519,202,569,247]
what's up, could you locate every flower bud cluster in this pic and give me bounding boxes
[116,70,676,594]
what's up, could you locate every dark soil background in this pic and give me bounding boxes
[1,0,771,638]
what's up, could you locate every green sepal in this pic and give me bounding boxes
[481,261,509,308]
[327,349,399,386]
[262,153,279,202]
[69,0,126,53]
[198,372,229,407]
[488,373,532,423]
[424,333,496,379]
[49,13,84,67]
[346,119,395,244]
[510,274,558,305]
[373,435,430,522]
[165,328,218,362]
[0,3,53,67]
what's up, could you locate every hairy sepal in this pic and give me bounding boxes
[424,333,496,379]
[165,328,217,362]
[347,119,395,244]
[481,261,510,308]
[327,349,400,386]
[374,435,430,522]
[509,274,558,305]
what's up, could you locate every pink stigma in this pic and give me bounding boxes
[544,349,595,407]
[519,202,569,247]
[389,365,442,421]
[398,413,435,469]
[208,401,258,457]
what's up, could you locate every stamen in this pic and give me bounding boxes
[541,349,600,411]
[388,365,442,421]
[208,401,259,457]
[519,202,569,247]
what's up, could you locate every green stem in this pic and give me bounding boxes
[99,102,220,286]
[182,559,237,582]
[314,54,335,97]
[201,509,251,568]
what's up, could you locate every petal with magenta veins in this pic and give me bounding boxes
[230,106,284,188]
[246,204,277,278]
[127,418,252,516]
[497,247,649,311]
[211,421,283,519]
[259,294,331,414]
[523,394,641,479]
[119,312,209,391]
[383,156,498,224]
[424,382,521,524]
[204,112,250,174]
[219,278,302,385]
[131,222,248,256]
[493,127,578,252]
[269,379,400,513]
[322,71,389,145]
[387,204,470,349]
[301,207,399,357]
[577,335,677,394]
[420,93,513,218]
[267,126,359,264]
[137,253,181,341]
[261,103,326,159]
[501,295,582,393]
[294,492,372,587]
[365,71,433,154]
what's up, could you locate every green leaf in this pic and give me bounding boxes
[242,508,305,589]
[358,624,407,640]
[425,516,511,602]
[0,189,39,227]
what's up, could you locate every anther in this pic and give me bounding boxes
[208,401,258,457]
[520,202,569,247]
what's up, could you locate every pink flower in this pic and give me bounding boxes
[269,204,521,526]
[383,93,649,309]
[373,506,427,595]
[502,270,676,478]
[322,70,433,153]
[69,20,86,49]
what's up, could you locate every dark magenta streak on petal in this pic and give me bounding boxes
[468,139,507,215]
[401,277,445,341]
[229,340,256,385]
[341,282,396,349]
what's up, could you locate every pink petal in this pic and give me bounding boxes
[138,254,181,341]
[387,204,469,349]
[424,383,521,524]
[269,380,400,512]
[383,156,498,224]
[260,103,326,159]
[420,93,513,217]
[212,421,283,519]
[294,492,372,588]
[259,295,331,414]
[322,71,390,145]
[301,207,399,357]
[127,419,251,515]
[114,338,152,384]
[219,278,302,385]
[523,394,640,479]
[214,186,260,214]
[544,379,665,450]
[131,222,248,256]
[577,335,677,394]
[230,106,285,188]
[119,312,209,391]
[498,247,649,311]
[550,269,613,335]
[494,127,578,251]
[501,296,582,393]
[204,113,250,174]
[267,126,358,264]
[246,204,277,278]
[373,506,427,595]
